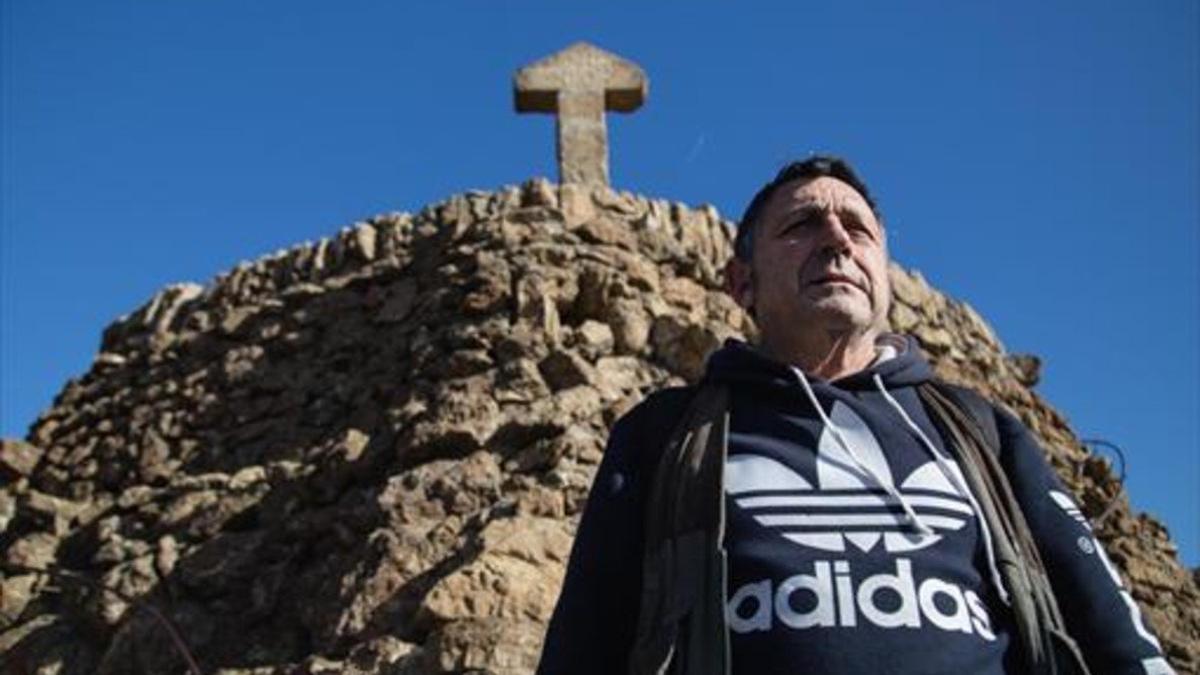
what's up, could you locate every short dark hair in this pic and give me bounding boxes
[734,155,881,261]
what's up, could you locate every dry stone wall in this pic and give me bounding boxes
[1,180,1196,673]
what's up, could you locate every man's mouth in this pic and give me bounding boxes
[808,274,863,291]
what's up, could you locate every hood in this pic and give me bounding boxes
[704,333,934,391]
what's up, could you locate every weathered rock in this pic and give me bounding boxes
[16,489,82,536]
[0,489,16,535]
[0,439,43,478]
[426,618,545,675]
[0,574,39,625]
[3,183,1194,675]
[571,319,615,359]
[420,516,572,624]
[650,314,723,382]
[375,278,419,324]
[607,298,651,354]
[1008,353,1043,387]
[537,350,595,391]
[4,532,58,570]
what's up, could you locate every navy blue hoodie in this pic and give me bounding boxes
[537,337,1174,675]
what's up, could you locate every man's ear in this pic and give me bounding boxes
[724,257,754,312]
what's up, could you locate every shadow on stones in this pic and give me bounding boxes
[4,263,528,674]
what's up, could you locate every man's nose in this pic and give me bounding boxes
[817,213,853,253]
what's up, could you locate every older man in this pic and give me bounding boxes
[537,157,1174,675]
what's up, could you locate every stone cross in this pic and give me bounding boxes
[514,42,647,187]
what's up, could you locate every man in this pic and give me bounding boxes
[537,156,1174,674]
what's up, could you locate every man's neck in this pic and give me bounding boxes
[760,328,880,381]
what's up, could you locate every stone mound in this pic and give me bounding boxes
[1,180,1196,673]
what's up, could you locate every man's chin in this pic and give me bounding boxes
[806,300,872,324]
[783,302,876,334]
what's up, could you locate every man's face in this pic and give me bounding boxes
[728,176,890,343]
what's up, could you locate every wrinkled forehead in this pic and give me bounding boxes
[765,176,877,219]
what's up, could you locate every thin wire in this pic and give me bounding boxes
[0,562,202,675]
[1079,438,1128,529]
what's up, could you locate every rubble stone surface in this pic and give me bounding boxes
[1,179,1196,673]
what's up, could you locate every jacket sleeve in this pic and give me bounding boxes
[994,407,1176,675]
[536,393,678,675]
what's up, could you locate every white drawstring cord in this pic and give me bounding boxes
[792,367,934,536]
[872,373,1012,606]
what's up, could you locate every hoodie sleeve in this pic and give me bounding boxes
[994,407,1176,675]
[536,390,685,675]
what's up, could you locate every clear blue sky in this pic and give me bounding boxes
[2,2,1197,566]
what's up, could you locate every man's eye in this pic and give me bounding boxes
[842,218,873,239]
[782,217,817,234]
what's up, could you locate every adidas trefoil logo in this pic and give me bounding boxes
[724,402,996,641]
[726,400,973,553]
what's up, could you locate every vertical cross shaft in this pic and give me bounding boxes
[514,42,648,187]
[556,88,607,185]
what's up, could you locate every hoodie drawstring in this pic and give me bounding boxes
[791,366,935,536]
[871,373,1012,606]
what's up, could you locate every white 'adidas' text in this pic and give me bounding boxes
[727,558,996,641]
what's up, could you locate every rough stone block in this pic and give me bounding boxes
[0,439,43,478]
